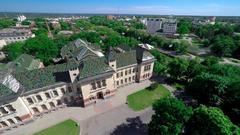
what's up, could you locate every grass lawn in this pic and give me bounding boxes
[127,84,171,111]
[34,119,80,135]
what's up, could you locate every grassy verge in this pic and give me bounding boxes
[34,119,80,135]
[127,84,171,111]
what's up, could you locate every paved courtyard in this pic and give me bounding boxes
[4,80,153,135]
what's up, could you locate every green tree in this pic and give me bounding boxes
[3,42,24,60]
[24,35,58,65]
[149,98,193,135]
[185,106,240,135]
[177,19,191,35]
[211,35,236,57]
[187,72,229,106]
[223,82,240,126]
[167,58,189,80]
[0,19,16,28]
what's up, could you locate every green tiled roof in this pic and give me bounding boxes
[61,39,98,61]
[115,51,138,68]
[79,57,113,79]
[13,57,112,92]
[0,84,15,98]
[13,61,79,91]
[4,54,42,72]
[115,50,155,68]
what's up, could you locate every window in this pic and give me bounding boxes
[26,97,34,105]
[121,79,123,84]
[129,77,131,82]
[53,90,59,96]
[0,107,8,114]
[32,107,40,114]
[49,102,55,108]
[6,105,15,112]
[132,76,135,80]
[57,100,62,105]
[41,104,48,111]
[121,72,123,77]
[125,78,127,83]
[117,73,119,78]
[15,117,22,122]
[102,80,106,87]
[125,70,128,75]
[133,68,135,73]
[129,69,131,74]
[68,87,72,93]
[96,81,101,88]
[116,81,119,85]
[61,88,66,94]
[77,87,81,94]
[0,121,8,127]
[91,83,96,90]
[64,98,69,103]
[36,95,43,102]
[7,119,15,125]
[144,65,151,71]
[45,92,51,99]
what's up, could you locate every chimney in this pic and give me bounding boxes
[136,46,145,64]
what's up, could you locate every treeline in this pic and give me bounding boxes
[152,49,240,127]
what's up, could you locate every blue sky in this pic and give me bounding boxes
[1,0,240,16]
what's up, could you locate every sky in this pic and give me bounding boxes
[0,0,240,16]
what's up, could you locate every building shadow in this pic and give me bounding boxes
[110,116,148,135]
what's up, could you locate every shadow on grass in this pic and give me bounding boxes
[110,116,148,135]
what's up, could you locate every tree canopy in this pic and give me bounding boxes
[149,98,193,135]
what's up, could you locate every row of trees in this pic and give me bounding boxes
[149,98,240,135]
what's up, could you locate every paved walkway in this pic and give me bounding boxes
[4,80,153,135]
[80,105,153,135]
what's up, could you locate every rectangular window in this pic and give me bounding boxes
[61,88,66,94]
[45,92,51,99]
[77,87,81,94]
[102,80,106,87]
[125,70,128,75]
[27,97,34,105]
[68,87,72,93]
[121,72,123,77]
[125,78,127,83]
[132,76,135,80]
[0,107,8,114]
[36,95,43,102]
[129,77,131,82]
[133,68,135,73]
[53,90,59,96]
[129,69,131,74]
[97,81,102,88]
[121,79,123,84]
[117,73,119,78]
[144,65,151,71]
[116,81,119,85]
[91,83,97,90]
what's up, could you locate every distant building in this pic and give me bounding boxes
[107,15,115,20]
[17,15,26,22]
[145,18,177,36]
[0,28,35,48]
[50,21,61,30]
[58,30,74,36]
